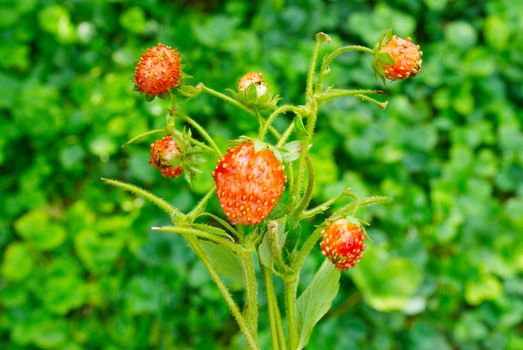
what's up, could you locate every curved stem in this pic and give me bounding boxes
[187,236,259,350]
[316,45,374,92]
[260,105,302,141]
[122,128,165,148]
[179,113,223,157]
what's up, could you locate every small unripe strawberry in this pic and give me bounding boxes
[238,72,267,97]
[149,136,183,178]
[213,141,286,225]
[320,218,365,271]
[135,43,181,96]
[380,36,422,80]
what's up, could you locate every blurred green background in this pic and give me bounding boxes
[1,0,523,349]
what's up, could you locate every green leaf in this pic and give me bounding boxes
[74,229,124,273]
[350,245,423,313]
[1,241,34,282]
[14,209,66,251]
[465,273,503,306]
[296,260,340,349]
[199,240,245,290]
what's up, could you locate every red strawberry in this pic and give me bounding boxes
[380,36,422,80]
[213,141,286,225]
[149,136,183,178]
[320,218,365,270]
[134,43,181,96]
[237,72,267,97]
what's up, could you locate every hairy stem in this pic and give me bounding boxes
[101,178,178,217]
[284,276,298,350]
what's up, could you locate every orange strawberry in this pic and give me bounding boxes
[134,43,181,96]
[320,218,366,270]
[213,141,286,225]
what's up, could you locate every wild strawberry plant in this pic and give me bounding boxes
[103,30,422,350]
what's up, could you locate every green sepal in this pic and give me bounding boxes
[371,28,395,85]
[145,94,155,102]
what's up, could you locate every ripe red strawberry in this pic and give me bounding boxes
[134,43,181,96]
[149,136,183,178]
[380,36,422,80]
[320,218,365,270]
[238,72,267,97]
[213,141,286,225]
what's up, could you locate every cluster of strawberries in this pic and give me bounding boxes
[133,35,422,271]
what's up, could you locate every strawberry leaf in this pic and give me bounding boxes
[199,240,246,291]
[296,260,340,349]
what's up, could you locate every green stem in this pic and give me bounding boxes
[276,123,295,147]
[316,45,374,92]
[179,113,223,157]
[354,94,389,109]
[262,266,287,350]
[301,189,351,219]
[196,212,241,240]
[152,226,240,252]
[317,89,383,104]
[187,186,216,218]
[260,105,303,141]
[241,251,259,339]
[293,155,314,218]
[332,195,389,219]
[284,276,298,350]
[122,128,165,148]
[101,178,178,217]
[306,37,323,103]
[166,94,177,136]
[200,83,255,116]
[199,83,282,140]
[186,236,259,350]
[292,226,324,271]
